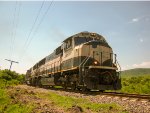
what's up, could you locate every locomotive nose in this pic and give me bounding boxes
[84,40,113,67]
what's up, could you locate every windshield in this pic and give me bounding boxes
[74,37,107,46]
[74,37,93,46]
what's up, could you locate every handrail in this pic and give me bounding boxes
[116,60,121,72]
[78,56,88,76]
[116,60,121,79]
[82,55,91,68]
[79,56,88,68]
[78,55,91,85]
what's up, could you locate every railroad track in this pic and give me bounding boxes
[33,85,150,100]
[61,89,150,100]
[101,92,150,100]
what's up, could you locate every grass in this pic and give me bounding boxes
[0,80,34,113]
[0,81,124,113]
[37,91,123,113]
[4,103,34,113]
[0,88,10,112]
[53,85,63,89]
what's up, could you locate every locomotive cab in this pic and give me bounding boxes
[73,32,121,90]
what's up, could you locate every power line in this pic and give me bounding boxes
[19,1,54,61]
[22,1,45,52]
[5,59,19,71]
[18,1,45,61]
[9,1,17,60]
[9,2,21,60]
[8,2,21,73]
[26,0,54,50]
[11,2,21,59]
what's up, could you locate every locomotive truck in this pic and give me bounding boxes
[26,31,121,91]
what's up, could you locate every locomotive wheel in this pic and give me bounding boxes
[62,82,67,89]
[76,87,81,91]
[81,86,87,92]
[36,77,42,88]
[71,82,76,90]
[87,88,91,91]
[33,78,37,86]
[100,90,104,92]
[38,80,42,88]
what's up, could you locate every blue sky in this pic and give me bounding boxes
[0,1,150,74]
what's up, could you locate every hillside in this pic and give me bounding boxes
[121,68,150,77]
[121,68,150,94]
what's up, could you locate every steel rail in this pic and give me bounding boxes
[98,92,150,100]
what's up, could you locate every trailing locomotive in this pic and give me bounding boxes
[26,31,121,91]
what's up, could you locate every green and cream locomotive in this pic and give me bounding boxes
[26,31,121,91]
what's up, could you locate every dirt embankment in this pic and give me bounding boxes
[7,86,64,113]
[7,85,85,113]
[6,85,150,113]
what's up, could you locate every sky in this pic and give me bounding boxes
[0,1,150,74]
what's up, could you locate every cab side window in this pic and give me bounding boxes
[74,37,87,46]
[64,39,72,51]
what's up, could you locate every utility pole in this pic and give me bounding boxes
[5,59,19,71]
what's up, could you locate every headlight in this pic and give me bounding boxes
[94,61,98,65]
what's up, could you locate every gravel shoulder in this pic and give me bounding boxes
[7,85,150,113]
[49,87,150,113]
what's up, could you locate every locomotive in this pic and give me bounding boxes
[26,31,121,91]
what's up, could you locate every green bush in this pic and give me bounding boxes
[121,75,150,94]
[0,69,25,84]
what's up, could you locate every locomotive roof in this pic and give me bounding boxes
[63,31,105,42]
[28,31,109,71]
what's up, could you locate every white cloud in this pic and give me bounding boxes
[132,61,150,68]
[140,38,143,42]
[132,18,139,22]
[128,18,140,23]
[122,61,150,71]
[129,15,150,24]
